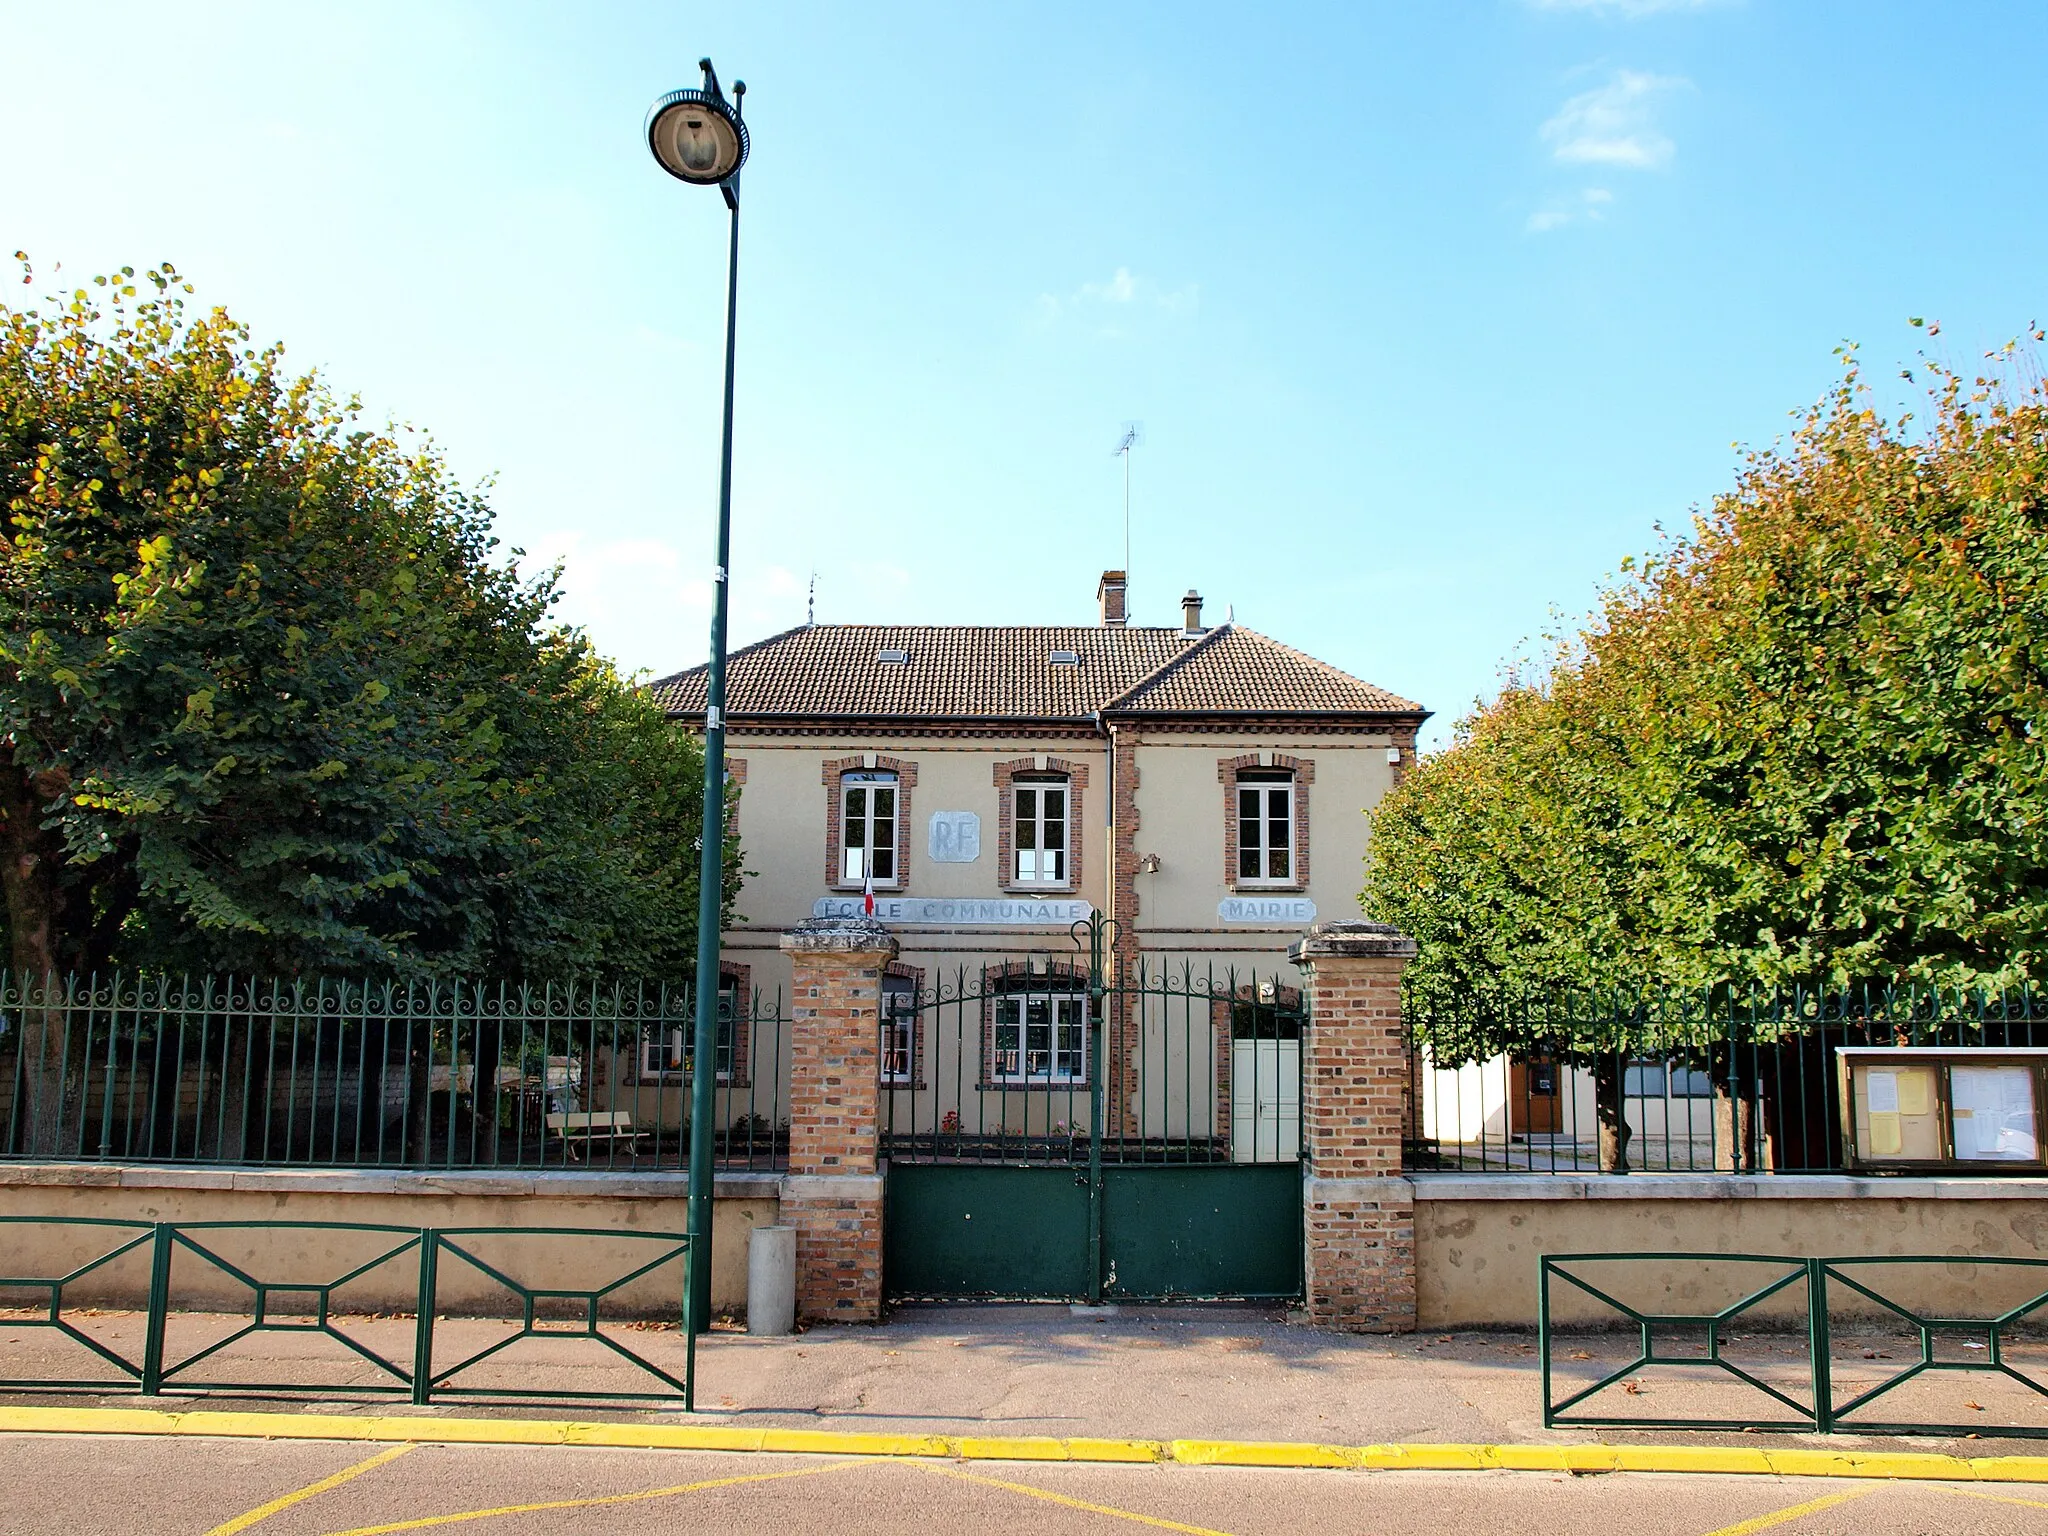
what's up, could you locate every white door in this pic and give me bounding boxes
[1230,1039,1300,1162]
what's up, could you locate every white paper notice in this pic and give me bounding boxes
[1951,1066,2039,1162]
[1865,1069,1900,1114]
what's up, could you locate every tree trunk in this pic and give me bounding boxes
[1712,1075,1756,1173]
[472,1014,503,1166]
[1593,1055,1632,1173]
[214,1016,255,1162]
[0,751,81,1156]
[407,1027,433,1168]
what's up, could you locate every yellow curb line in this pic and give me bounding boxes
[0,1406,2045,1483]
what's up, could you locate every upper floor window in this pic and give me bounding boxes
[1012,777,1069,886]
[841,770,899,885]
[1236,771,1295,885]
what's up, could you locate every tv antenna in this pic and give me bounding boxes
[1113,422,1143,589]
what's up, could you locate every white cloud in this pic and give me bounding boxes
[1527,0,1726,15]
[1081,267,1138,304]
[1540,70,1688,169]
[1527,187,1615,232]
[1034,267,1199,330]
[519,531,808,677]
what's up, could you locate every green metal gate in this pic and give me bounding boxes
[882,917,1303,1302]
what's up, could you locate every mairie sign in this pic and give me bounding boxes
[1218,895,1317,925]
[811,896,1092,927]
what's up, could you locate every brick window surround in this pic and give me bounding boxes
[722,756,747,835]
[879,960,926,1089]
[977,959,1091,1091]
[993,756,1089,894]
[1218,753,1313,893]
[822,754,918,892]
[631,960,751,1087]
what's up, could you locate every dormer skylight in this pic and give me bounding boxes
[876,648,910,665]
[1048,650,1081,666]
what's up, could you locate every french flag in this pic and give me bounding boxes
[863,866,876,918]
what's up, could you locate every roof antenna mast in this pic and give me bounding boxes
[807,569,816,627]
[1113,421,1142,597]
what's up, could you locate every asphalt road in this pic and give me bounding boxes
[2,1434,2045,1536]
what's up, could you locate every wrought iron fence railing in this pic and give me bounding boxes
[0,1215,698,1407]
[1540,1250,2048,1437]
[880,948,1304,1168]
[1408,983,2044,1174]
[0,972,790,1173]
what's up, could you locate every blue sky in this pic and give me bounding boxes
[5,1,2044,747]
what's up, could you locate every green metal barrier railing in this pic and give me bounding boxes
[1819,1256,2048,1437]
[1540,1252,1820,1431]
[422,1226,695,1405]
[0,1216,157,1391]
[145,1221,425,1398]
[1541,1251,2048,1437]
[0,1216,696,1409]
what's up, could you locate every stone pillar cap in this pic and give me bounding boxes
[1288,919,1417,964]
[780,916,900,957]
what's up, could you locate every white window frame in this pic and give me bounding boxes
[1236,772,1295,886]
[880,978,918,1086]
[840,770,900,886]
[989,989,1090,1086]
[1011,776,1070,887]
[641,982,739,1081]
[1625,1058,1714,1098]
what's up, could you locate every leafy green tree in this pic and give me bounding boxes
[1366,341,2048,1165]
[2,262,733,1150]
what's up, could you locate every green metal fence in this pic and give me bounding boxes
[0,1215,698,1407]
[1540,1250,2048,1436]
[1411,983,2044,1174]
[0,972,790,1172]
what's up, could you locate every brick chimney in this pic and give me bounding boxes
[1181,589,1204,635]
[1098,570,1128,627]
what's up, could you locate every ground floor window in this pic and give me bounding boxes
[641,979,739,1080]
[881,974,919,1085]
[990,989,1090,1086]
[1625,1058,1714,1097]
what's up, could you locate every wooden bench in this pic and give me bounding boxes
[545,1111,650,1161]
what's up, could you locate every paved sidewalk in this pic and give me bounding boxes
[5,1301,2044,1458]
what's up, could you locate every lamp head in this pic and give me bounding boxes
[646,60,749,186]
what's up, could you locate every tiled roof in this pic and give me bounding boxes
[649,624,1423,723]
[1104,626,1422,715]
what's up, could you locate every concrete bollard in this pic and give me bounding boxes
[747,1224,797,1335]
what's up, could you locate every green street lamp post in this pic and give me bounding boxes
[647,58,749,1335]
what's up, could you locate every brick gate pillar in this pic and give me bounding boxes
[1288,919,1418,1331]
[779,916,897,1322]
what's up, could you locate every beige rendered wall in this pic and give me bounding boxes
[726,736,1111,934]
[0,1180,776,1318]
[1128,732,1397,957]
[1417,1178,2048,1328]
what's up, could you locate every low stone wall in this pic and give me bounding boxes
[0,1165,778,1318]
[1416,1174,2048,1328]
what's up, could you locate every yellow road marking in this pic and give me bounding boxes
[4,1405,2048,1483]
[317,1459,868,1536]
[1940,1484,2048,1511]
[204,1445,416,1536]
[1696,1486,1878,1536]
[907,1460,1236,1536]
